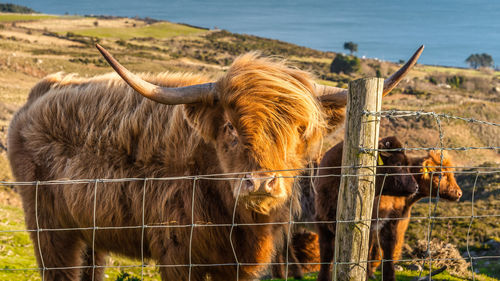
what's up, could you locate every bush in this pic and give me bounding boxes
[330,54,360,75]
[407,239,470,277]
[446,75,465,88]
[116,39,127,46]
[403,86,429,98]
[428,76,438,85]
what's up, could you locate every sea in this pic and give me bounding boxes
[10,0,500,68]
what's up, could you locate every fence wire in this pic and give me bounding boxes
[0,109,498,281]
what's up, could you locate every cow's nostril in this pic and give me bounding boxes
[268,177,277,187]
[244,180,255,192]
[265,176,277,193]
[243,174,255,192]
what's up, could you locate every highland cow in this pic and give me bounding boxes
[315,136,419,281]
[273,136,419,280]
[7,45,422,280]
[367,150,462,281]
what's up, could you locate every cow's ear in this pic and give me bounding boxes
[378,139,392,157]
[183,103,223,142]
[421,157,436,179]
[321,101,346,134]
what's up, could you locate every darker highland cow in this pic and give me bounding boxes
[367,150,462,281]
[273,136,419,280]
[315,136,419,281]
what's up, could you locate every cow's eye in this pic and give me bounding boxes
[224,122,238,147]
[224,121,234,132]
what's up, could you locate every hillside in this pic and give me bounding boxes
[0,12,498,281]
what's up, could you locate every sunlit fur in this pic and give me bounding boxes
[212,53,327,213]
[292,230,321,273]
[8,53,340,281]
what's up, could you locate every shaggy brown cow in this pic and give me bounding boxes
[7,45,421,281]
[315,136,419,281]
[367,150,462,281]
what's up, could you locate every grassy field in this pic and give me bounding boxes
[62,22,205,40]
[0,13,58,22]
[262,271,497,281]
[0,10,498,281]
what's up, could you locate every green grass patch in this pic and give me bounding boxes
[0,13,57,22]
[372,269,466,281]
[262,269,499,281]
[0,197,162,280]
[63,22,205,40]
[0,202,39,280]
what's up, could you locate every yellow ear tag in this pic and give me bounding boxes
[421,167,430,179]
[377,155,384,165]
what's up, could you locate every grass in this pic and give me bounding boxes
[62,22,206,40]
[260,270,484,281]
[0,201,39,280]
[0,199,163,280]
[0,13,57,22]
[261,268,500,281]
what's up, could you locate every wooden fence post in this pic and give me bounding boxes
[333,77,383,281]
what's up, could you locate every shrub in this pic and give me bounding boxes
[408,239,470,277]
[446,75,465,88]
[428,76,438,85]
[116,39,127,46]
[404,86,428,98]
[330,54,360,75]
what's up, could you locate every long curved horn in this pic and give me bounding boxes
[316,45,424,103]
[382,45,424,95]
[96,44,216,105]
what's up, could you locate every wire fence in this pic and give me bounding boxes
[0,108,498,281]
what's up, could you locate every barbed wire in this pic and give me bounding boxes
[0,167,498,187]
[363,110,500,127]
